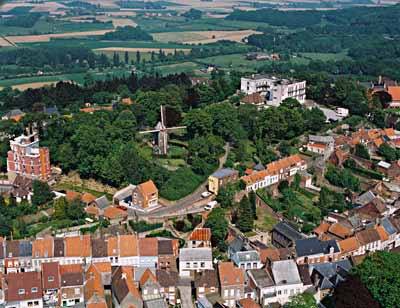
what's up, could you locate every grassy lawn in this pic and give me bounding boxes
[195,53,266,72]
[255,207,278,232]
[155,62,199,75]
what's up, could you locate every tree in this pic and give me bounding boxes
[216,183,237,208]
[53,197,68,220]
[184,109,213,138]
[124,51,129,65]
[354,251,400,308]
[32,180,54,207]
[136,51,141,64]
[284,293,317,308]
[249,191,257,219]
[354,143,370,160]
[237,196,254,232]
[325,165,360,192]
[378,143,397,162]
[204,208,228,251]
[182,8,202,20]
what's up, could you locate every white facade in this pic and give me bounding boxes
[179,248,213,277]
[245,173,279,192]
[5,299,43,308]
[240,75,306,106]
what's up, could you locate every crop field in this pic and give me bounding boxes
[152,29,260,44]
[4,29,114,44]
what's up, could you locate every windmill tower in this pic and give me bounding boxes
[139,105,186,156]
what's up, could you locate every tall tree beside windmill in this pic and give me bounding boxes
[139,105,186,156]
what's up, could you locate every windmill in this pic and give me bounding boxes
[139,105,186,156]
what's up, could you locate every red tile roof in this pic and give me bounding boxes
[32,237,54,258]
[189,228,211,242]
[218,262,244,286]
[138,180,158,196]
[139,237,158,256]
[42,262,60,290]
[5,272,42,302]
[388,86,400,101]
[104,206,128,220]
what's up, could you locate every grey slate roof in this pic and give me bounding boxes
[382,217,397,235]
[295,237,339,257]
[4,109,24,117]
[95,195,110,210]
[211,168,237,179]
[254,163,265,171]
[228,236,245,254]
[248,269,274,288]
[271,260,301,285]
[235,250,260,263]
[309,260,352,290]
[309,135,334,144]
[19,240,32,257]
[179,248,212,262]
[44,106,60,116]
[273,222,304,241]
[144,297,168,308]
[355,191,376,206]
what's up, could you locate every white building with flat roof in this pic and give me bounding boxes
[240,74,306,106]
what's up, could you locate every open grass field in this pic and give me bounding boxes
[155,62,200,75]
[195,53,267,71]
[135,15,272,33]
[291,51,351,64]
[0,67,133,89]
[152,29,260,44]
[20,38,190,50]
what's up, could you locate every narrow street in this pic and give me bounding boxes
[134,143,230,219]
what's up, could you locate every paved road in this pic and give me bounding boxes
[178,284,194,308]
[133,143,230,219]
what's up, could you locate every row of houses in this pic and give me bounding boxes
[241,154,308,192]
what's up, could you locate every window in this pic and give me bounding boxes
[18,289,25,295]
[31,287,38,293]
[230,289,234,296]
[144,289,148,295]
[48,276,54,282]
[34,301,39,306]
[200,262,205,268]
[186,262,190,268]
[74,288,80,295]
[193,262,198,268]
[277,290,281,295]
[224,289,228,297]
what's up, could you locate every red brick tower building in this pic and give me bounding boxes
[7,129,51,181]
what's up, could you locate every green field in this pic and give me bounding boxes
[0,19,113,36]
[133,16,283,33]
[21,38,190,50]
[0,68,133,88]
[291,51,351,65]
[195,53,267,72]
[155,62,200,75]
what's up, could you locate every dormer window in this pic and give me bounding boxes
[48,276,54,282]
[31,287,38,293]
[18,289,25,295]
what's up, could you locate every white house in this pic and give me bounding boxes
[179,248,213,277]
[231,250,262,270]
[240,75,306,106]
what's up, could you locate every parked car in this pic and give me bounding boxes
[204,201,218,211]
[201,191,212,198]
